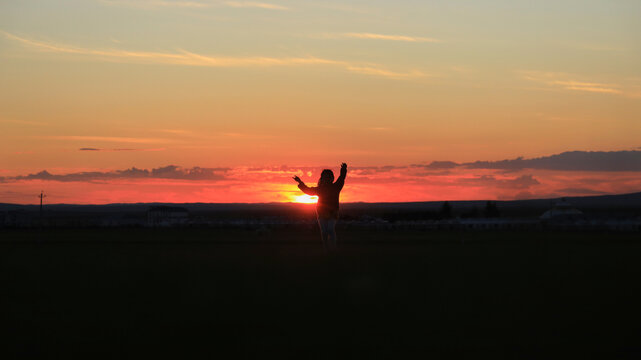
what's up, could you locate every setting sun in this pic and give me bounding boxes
[0,1,639,206]
[293,194,318,204]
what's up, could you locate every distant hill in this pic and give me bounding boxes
[1,192,640,219]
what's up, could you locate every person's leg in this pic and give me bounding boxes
[327,218,337,251]
[317,217,329,252]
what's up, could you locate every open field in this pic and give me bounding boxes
[2,228,641,358]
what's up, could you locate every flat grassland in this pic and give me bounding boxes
[2,228,640,358]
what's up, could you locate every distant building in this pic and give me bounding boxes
[101,215,145,227]
[540,199,583,221]
[458,218,540,231]
[147,206,189,226]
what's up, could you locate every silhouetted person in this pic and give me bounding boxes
[293,163,347,252]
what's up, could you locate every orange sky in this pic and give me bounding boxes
[1,1,640,204]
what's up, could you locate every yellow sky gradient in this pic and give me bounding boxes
[1,0,640,203]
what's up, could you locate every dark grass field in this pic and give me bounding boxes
[2,228,641,358]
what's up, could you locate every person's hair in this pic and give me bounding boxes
[317,169,334,187]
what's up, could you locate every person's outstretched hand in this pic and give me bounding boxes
[341,163,347,170]
[292,176,303,184]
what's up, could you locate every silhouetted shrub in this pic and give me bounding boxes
[484,201,501,218]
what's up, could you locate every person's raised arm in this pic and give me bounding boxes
[334,163,347,190]
[293,176,317,195]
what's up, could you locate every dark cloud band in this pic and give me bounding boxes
[463,151,641,172]
[10,165,230,182]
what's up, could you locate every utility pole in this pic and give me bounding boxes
[39,190,46,220]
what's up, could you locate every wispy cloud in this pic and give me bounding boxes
[549,80,622,95]
[41,135,169,144]
[519,71,640,98]
[307,3,371,14]
[100,0,287,10]
[100,0,212,8]
[2,31,428,80]
[220,132,274,138]
[340,32,441,43]
[177,49,341,67]
[79,147,165,151]
[223,1,287,10]
[153,129,195,135]
[346,66,427,79]
[150,128,275,140]
[2,31,337,67]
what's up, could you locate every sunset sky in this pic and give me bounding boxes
[1,0,640,204]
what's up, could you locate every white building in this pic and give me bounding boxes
[540,199,583,221]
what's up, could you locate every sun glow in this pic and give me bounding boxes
[293,194,318,204]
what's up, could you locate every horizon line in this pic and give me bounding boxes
[2,190,639,207]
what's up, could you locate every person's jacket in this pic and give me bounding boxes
[298,167,346,219]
